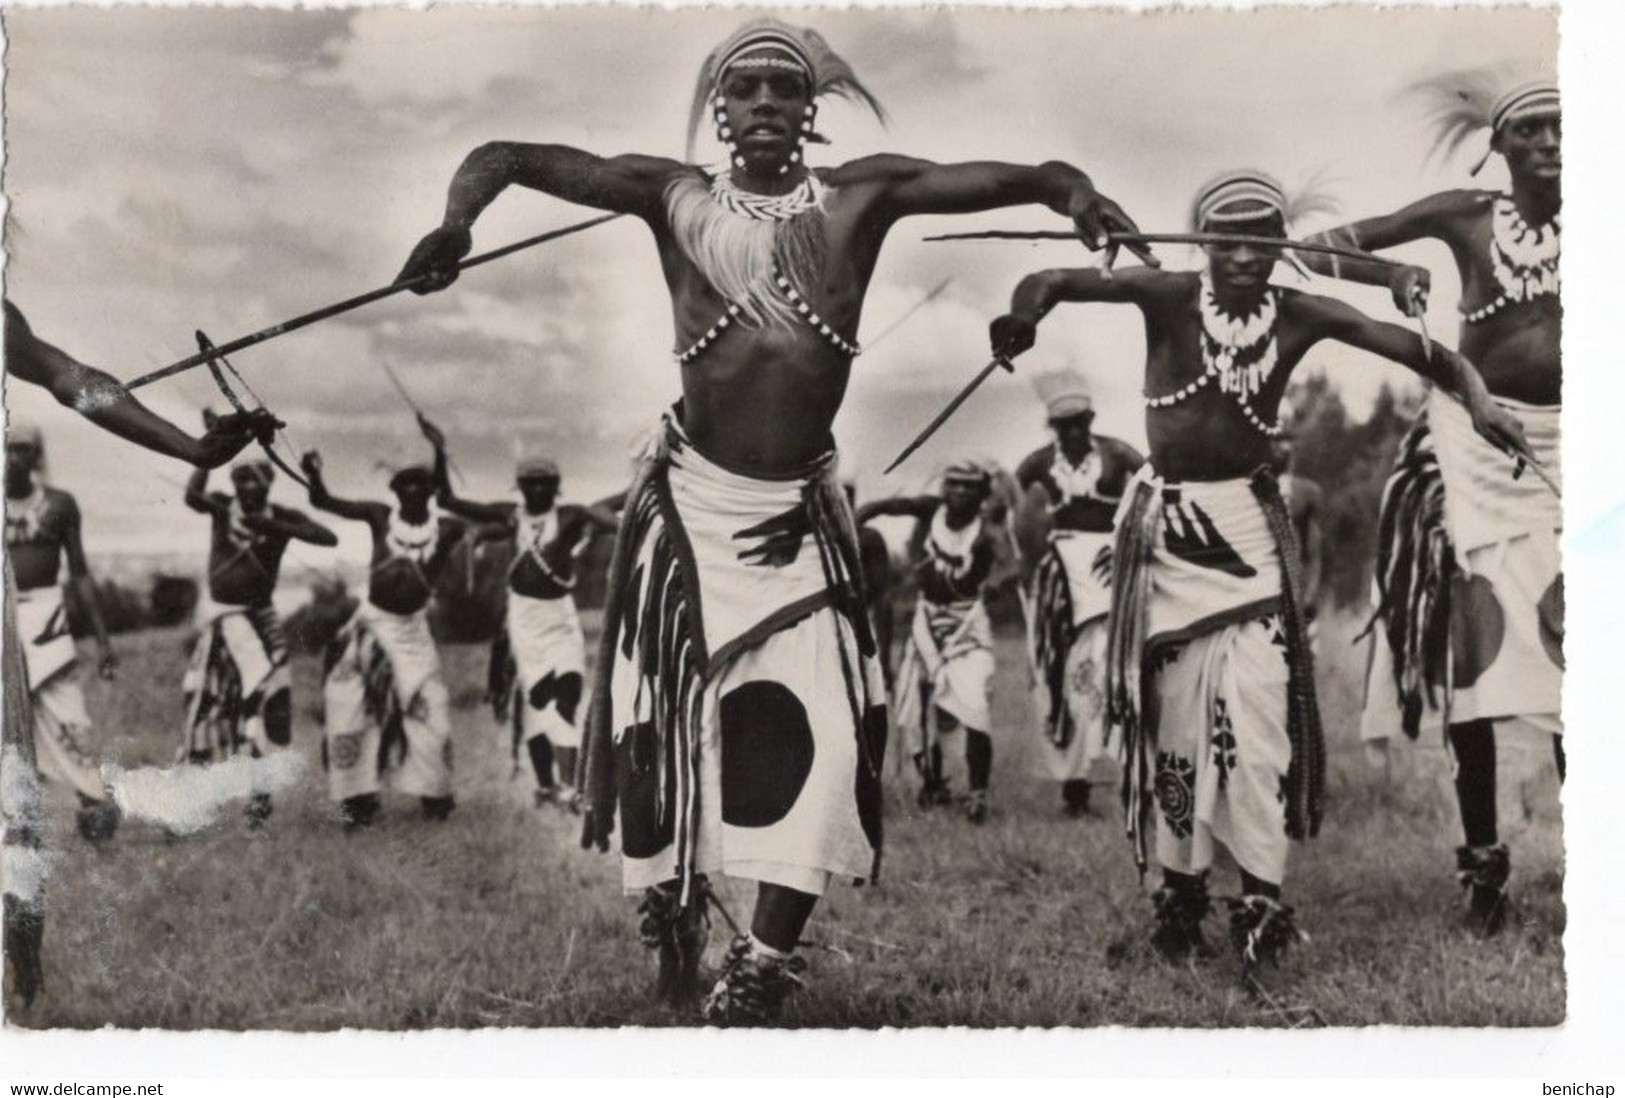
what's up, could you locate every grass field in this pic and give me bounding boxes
[12,609,1564,1029]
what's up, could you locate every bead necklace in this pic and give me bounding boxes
[1462,194,1560,324]
[707,169,823,221]
[1144,272,1283,438]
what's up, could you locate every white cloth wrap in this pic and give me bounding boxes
[611,428,883,898]
[324,602,452,801]
[1152,615,1293,885]
[1122,469,1284,649]
[15,586,75,690]
[1121,469,1296,884]
[15,586,103,800]
[1432,391,1561,557]
[507,590,586,749]
[1034,615,1115,783]
[1363,394,1562,742]
[1050,529,1113,630]
[664,441,836,665]
[181,599,290,763]
[896,597,996,759]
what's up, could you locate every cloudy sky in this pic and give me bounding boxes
[2,4,1554,560]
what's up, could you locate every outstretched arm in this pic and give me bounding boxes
[4,301,265,468]
[1300,191,1486,314]
[1303,294,1531,462]
[396,146,683,292]
[856,495,940,525]
[298,452,388,526]
[989,267,1165,359]
[846,156,1145,252]
[442,494,515,525]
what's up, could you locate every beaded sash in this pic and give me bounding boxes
[1462,195,1560,325]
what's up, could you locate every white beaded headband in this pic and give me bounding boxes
[1490,82,1560,133]
[1195,174,1287,228]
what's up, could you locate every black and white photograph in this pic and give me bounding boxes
[0,0,1602,1064]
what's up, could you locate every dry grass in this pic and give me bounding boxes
[13,611,1563,1029]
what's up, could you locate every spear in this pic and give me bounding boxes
[124,212,624,391]
[922,228,1409,269]
[883,356,1014,475]
[375,358,467,487]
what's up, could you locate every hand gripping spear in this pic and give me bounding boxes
[124,212,623,392]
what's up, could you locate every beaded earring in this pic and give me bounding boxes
[783,103,816,176]
[713,93,743,170]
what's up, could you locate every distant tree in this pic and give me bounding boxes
[65,576,150,636]
[429,537,506,644]
[1288,374,1419,609]
[149,574,200,628]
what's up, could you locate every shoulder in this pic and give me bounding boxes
[1135,268,1200,306]
[1381,188,1497,240]
[42,487,80,524]
[1420,188,1497,219]
[1093,434,1141,465]
[1016,444,1055,478]
[823,154,931,188]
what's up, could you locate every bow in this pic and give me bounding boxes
[194,329,312,491]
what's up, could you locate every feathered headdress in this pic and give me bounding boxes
[1030,365,1094,422]
[685,18,887,163]
[1406,63,1559,174]
[1190,169,1341,234]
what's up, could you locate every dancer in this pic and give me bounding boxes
[5,421,121,842]
[988,169,1528,973]
[860,462,1017,823]
[424,421,617,809]
[182,438,336,827]
[397,16,1145,1021]
[1015,369,1144,815]
[1309,72,1561,936]
[301,447,466,828]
